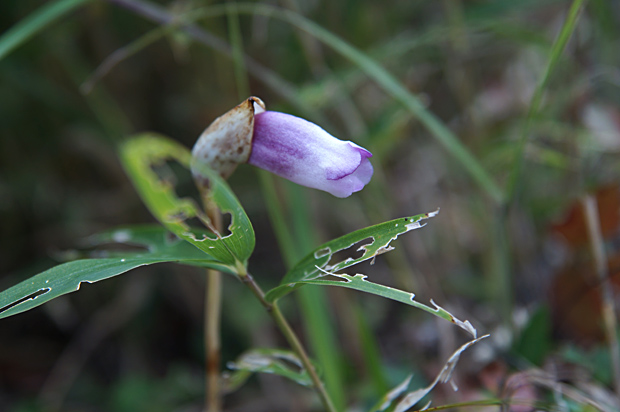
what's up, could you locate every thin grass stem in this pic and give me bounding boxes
[103,0,326,123]
[226,0,250,101]
[495,0,586,327]
[288,184,346,410]
[81,25,170,94]
[505,0,587,203]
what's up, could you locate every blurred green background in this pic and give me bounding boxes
[1,0,620,411]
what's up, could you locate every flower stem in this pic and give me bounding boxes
[239,271,338,412]
[270,303,338,412]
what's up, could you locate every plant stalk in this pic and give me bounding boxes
[238,270,338,412]
[204,201,223,412]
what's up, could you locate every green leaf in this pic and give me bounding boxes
[264,210,478,337]
[265,210,438,301]
[0,0,92,61]
[120,134,255,273]
[272,273,477,338]
[225,348,317,388]
[513,305,551,366]
[0,225,229,319]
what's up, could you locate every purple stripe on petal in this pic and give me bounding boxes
[325,143,373,181]
[248,111,373,198]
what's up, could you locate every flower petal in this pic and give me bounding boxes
[248,111,373,198]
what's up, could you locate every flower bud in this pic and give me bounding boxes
[192,97,266,179]
[192,97,373,198]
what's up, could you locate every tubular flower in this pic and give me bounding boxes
[192,97,373,198]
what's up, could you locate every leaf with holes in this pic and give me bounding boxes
[121,134,255,273]
[268,272,477,338]
[0,225,229,319]
[264,210,438,301]
[263,210,478,336]
[225,348,317,389]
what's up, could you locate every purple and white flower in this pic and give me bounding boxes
[249,111,372,198]
[192,97,373,198]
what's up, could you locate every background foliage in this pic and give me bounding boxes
[1,0,619,411]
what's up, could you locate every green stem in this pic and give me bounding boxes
[222,7,338,409]
[238,271,338,412]
[269,303,338,412]
[226,0,250,101]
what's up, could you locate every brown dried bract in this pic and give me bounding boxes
[192,96,266,179]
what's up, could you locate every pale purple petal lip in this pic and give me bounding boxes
[248,111,373,198]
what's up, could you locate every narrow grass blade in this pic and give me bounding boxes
[505,0,587,202]
[0,0,92,61]
[393,335,489,412]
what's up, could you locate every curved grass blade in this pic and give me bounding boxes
[0,225,229,319]
[120,134,255,273]
[0,0,92,61]
[370,375,413,412]
[264,210,438,302]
